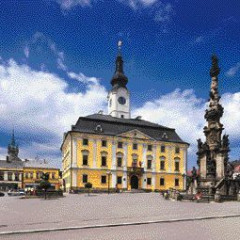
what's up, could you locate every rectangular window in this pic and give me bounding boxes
[101,175,107,184]
[36,172,40,179]
[147,178,152,185]
[133,143,138,150]
[83,155,88,166]
[175,147,180,154]
[160,161,165,170]
[30,172,33,179]
[161,145,165,153]
[83,138,88,146]
[175,178,179,187]
[117,176,122,184]
[101,156,107,166]
[15,173,19,181]
[25,173,29,179]
[52,173,55,179]
[147,145,152,151]
[117,142,123,148]
[160,178,165,186]
[83,174,88,183]
[0,171,4,180]
[117,157,122,167]
[102,140,107,147]
[8,172,12,181]
[175,162,180,171]
[121,115,124,118]
[147,160,152,169]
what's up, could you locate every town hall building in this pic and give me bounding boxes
[61,43,189,192]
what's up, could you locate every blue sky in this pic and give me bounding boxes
[0,0,239,168]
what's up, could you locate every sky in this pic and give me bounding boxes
[0,0,239,169]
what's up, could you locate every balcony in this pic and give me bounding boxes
[127,167,144,175]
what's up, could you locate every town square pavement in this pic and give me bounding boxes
[0,193,240,239]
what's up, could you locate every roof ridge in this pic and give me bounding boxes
[82,114,174,130]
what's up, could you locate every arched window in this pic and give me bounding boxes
[174,157,180,171]
[101,151,108,167]
[147,155,153,169]
[160,156,166,170]
[132,154,138,167]
[116,152,123,168]
[82,150,89,166]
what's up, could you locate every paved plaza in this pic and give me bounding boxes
[0,193,240,239]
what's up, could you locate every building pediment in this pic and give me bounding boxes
[117,129,154,140]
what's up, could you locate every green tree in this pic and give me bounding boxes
[85,182,92,196]
[40,173,51,199]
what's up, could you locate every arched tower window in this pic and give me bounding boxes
[174,157,180,171]
[160,156,166,170]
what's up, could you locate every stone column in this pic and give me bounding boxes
[152,145,157,172]
[111,141,117,188]
[72,138,77,168]
[168,146,172,172]
[142,144,147,171]
[142,173,147,189]
[200,156,207,178]
[93,139,97,168]
[216,154,224,179]
[72,170,77,189]
[123,172,127,189]
[112,141,117,169]
[152,145,157,190]
[123,142,128,171]
[181,147,187,190]
[4,171,8,181]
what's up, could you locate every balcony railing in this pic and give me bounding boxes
[127,167,144,175]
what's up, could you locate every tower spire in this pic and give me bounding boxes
[7,128,19,162]
[111,41,128,88]
[11,128,16,146]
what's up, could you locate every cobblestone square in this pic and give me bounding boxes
[1,193,240,239]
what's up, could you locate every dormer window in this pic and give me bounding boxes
[162,132,168,139]
[95,125,103,132]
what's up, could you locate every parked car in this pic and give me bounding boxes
[18,189,26,196]
[7,190,26,196]
[0,192,4,197]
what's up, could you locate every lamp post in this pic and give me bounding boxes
[106,170,112,194]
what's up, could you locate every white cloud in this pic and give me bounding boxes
[57,0,93,10]
[225,62,240,77]
[0,58,108,164]
[23,46,30,58]
[67,71,100,84]
[119,0,158,10]
[26,32,68,72]
[195,36,204,43]
[154,2,174,23]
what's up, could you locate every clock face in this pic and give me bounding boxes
[118,96,126,105]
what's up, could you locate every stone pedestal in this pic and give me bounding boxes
[214,189,221,202]
[237,191,240,202]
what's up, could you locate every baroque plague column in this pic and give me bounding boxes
[197,55,230,189]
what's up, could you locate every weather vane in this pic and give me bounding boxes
[118,40,123,55]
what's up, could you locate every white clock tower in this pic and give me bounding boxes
[108,41,130,119]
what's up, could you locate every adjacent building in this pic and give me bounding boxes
[0,132,61,191]
[61,43,189,192]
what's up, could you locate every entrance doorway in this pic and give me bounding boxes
[130,175,139,189]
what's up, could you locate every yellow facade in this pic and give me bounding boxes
[62,130,188,192]
[23,167,60,190]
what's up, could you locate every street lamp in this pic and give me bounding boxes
[106,170,112,194]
